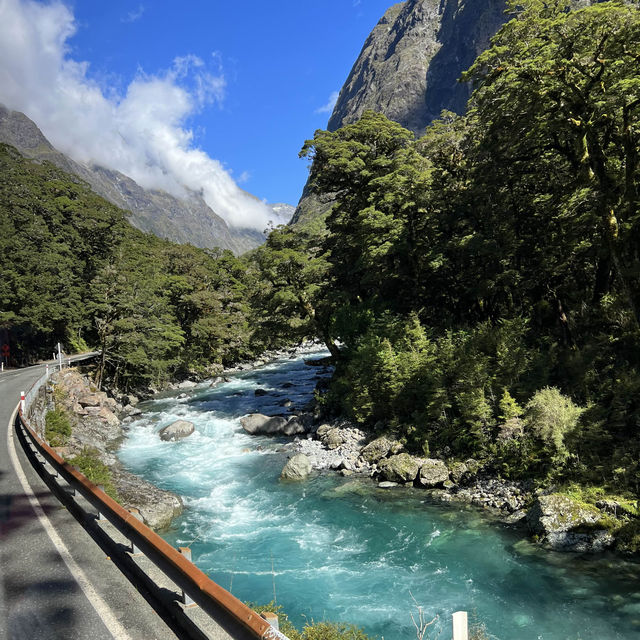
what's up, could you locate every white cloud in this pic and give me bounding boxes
[315,90,339,114]
[0,0,274,230]
[122,4,145,23]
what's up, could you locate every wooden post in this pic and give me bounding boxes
[452,611,468,640]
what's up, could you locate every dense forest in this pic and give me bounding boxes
[255,0,640,497]
[0,142,288,390]
[1,0,639,503]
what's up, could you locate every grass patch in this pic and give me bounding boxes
[615,520,640,555]
[45,409,71,447]
[246,603,372,640]
[67,447,119,502]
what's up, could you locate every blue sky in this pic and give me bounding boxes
[0,0,394,228]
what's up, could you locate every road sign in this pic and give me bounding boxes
[1,344,9,358]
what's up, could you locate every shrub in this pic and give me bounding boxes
[67,447,119,502]
[302,621,371,640]
[246,603,372,640]
[45,409,71,447]
[524,387,584,452]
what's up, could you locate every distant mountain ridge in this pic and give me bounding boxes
[0,105,290,254]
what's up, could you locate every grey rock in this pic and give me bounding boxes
[378,481,399,488]
[177,380,197,389]
[503,510,528,525]
[281,454,312,481]
[77,392,106,408]
[159,420,195,441]
[418,459,449,487]
[240,413,288,435]
[323,428,345,450]
[111,467,183,531]
[361,437,393,464]
[378,453,420,483]
[254,388,269,396]
[527,494,614,552]
[449,461,468,484]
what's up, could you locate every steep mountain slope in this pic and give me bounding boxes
[328,0,507,134]
[0,105,287,254]
[291,0,508,227]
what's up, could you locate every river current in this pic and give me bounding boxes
[118,347,640,640]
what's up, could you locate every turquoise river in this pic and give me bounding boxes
[118,347,640,640]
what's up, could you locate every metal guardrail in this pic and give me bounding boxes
[18,366,288,640]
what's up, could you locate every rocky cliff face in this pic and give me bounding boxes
[0,105,287,254]
[292,0,508,226]
[329,0,507,134]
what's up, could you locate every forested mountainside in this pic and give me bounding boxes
[0,142,299,388]
[0,105,287,254]
[254,1,640,522]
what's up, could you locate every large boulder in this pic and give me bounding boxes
[378,453,420,483]
[240,413,288,435]
[240,413,307,436]
[361,437,393,464]
[159,420,195,441]
[112,467,183,531]
[418,459,449,487]
[281,454,312,481]
[527,494,615,552]
[77,392,107,408]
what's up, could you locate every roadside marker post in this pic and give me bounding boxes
[20,391,26,413]
[452,611,469,640]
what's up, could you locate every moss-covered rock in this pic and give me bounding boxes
[615,520,640,555]
[527,493,615,552]
[378,453,420,483]
[418,459,449,487]
[361,437,393,464]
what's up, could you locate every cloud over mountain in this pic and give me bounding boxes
[0,0,275,230]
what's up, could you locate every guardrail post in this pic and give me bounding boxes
[96,486,105,520]
[178,547,196,606]
[261,611,280,631]
[452,611,468,640]
[128,508,144,555]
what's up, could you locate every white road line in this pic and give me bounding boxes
[6,403,132,640]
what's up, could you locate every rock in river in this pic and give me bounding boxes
[527,493,615,552]
[281,454,312,481]
[159,420,195,441]
[241,413,306,436]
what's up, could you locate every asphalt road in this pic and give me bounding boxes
[0,356,179,640]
